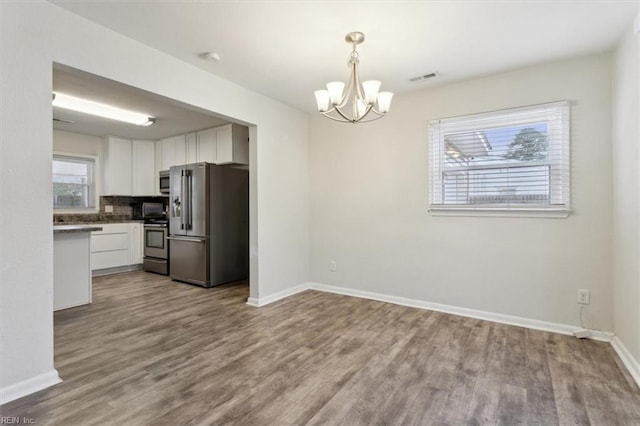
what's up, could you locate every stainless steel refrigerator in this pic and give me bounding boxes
[168,162,248,287]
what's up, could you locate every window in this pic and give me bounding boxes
[53,154,97,210]
[429,101,570,217]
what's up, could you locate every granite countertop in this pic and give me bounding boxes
[53,225,104,234]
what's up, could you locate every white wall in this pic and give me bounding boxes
[310,53,613,330]
[612,18,640,362]
[0,1,309,402]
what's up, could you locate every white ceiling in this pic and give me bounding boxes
[52,1,636,115]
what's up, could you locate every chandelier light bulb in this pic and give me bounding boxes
[314,90,330,112]
[377,92,394,114]
[362,80,381,105]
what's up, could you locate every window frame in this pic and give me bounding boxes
[53,152,99,214]
[428,101,570,218]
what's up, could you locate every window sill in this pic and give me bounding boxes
[54,208,100,215]
[428,205,570,219]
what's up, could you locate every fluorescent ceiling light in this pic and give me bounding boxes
[52,92,155,126]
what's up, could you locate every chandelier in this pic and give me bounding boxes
[314,32,393,123]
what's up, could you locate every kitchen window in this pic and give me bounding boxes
[428,101,570,218]
[53,154,97,211]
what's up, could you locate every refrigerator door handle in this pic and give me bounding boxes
[183,170,192,231]
[167,236,206,243]
[180,172,186,230]
[187,173,193,230]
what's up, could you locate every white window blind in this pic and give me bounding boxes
[429,101,570,217]
[53,154,96,210]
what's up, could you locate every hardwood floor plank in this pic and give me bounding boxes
[1,271,639,425]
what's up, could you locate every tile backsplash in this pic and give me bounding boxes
[54,195,168,224]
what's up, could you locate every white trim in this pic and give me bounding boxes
[245,283,310,307]
[307,282,579,336]
[0,369,62,405]
[611,336,640,387]
[429,206,570,219]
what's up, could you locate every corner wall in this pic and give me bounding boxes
[310,53,613,330]
[612,14,640,371]
[0,1,309,403]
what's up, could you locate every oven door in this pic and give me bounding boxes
[144,225,168,259]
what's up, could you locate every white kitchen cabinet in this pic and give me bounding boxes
[195,124,249,165]
[91,223,133,271]
[215,123,249,165]
[132,140,156,196]
[159,134,186,171]
[54,229,93,311]
[196,128,216,163]
[102,137,132,195]
[186,132,198,164]
[128,222,143,265]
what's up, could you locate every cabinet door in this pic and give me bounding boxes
[215,124,233,164]
[214,124,249,165]
[174,135,186,167]
[160,135,186,170]
[186,132,198,164]
[128,222,143,265]
[197,128,216,163]
[103,137,132,195]
[132,141,156,196]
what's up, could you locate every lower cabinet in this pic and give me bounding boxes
[91,223,143,271]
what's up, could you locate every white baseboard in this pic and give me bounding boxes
[0,369,62,405]
[612,336,640,387]
[245,283,309,307]
[307,282,580,336]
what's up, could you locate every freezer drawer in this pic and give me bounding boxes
[168,236,209,287]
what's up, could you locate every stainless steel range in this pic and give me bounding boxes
[140,202,169,275]
[143,221,169,275]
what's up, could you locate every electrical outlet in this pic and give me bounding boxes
[330,261,337,272]
[577,289,590,305]
[105,205,114,213]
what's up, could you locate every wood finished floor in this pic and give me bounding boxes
[2,271,640,425]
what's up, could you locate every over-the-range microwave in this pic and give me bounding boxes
[159,170,170,194]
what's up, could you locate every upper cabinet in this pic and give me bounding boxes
[196,124,249,165]
[132,140,156,196]
[196,128,216,163]
[158,134,186,171]
[102,137,156,196]
[215,124,249,165]
[102,137,133,195]
[186,132,198,164]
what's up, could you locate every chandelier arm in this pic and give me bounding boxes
[354,104,376,122]
[333,105,356,123]
[354,113,385,123]
[336,60,357,109]
[370,106,387,116]
[321,111,355,123]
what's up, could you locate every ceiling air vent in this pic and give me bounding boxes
[409,72,439,82]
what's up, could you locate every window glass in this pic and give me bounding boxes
[429,102,569,216]
[53,155,96,209]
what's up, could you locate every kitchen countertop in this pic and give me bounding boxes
[53,225,104,234]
